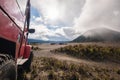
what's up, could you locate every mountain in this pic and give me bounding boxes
[73,28,120,42]
[28,39,69,43]
[28,39,49,43]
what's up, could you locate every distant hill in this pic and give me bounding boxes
[28,39,49,43]
[28,39,69,43]
[73,28,120,42]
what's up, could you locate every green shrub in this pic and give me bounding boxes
[52,44,120,62]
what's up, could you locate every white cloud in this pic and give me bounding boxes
[29,21,69,41]
[34,17,43,23]
[74,0,120,34]
[20,0,120,41]
[31,0,85,26]
[113,10,120,16]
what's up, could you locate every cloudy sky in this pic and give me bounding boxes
[19,0,120,41]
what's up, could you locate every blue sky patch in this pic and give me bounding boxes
[31,6,40,20]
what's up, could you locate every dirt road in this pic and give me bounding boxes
[33,43,95,64]
[33,43,120,69]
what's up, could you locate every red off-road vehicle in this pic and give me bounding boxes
[0,0,34,80]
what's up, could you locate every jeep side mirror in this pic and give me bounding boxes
[28,29,35,33]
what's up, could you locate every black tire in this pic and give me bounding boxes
[0,54,16,80]
[23,51,33,72]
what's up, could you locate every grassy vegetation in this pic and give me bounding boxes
[52,44,120,62]
[20,43,120,80]
[31,46,42,50]
[23,57,120,80]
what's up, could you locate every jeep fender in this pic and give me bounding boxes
[24,45,31,58]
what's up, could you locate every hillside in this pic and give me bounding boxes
[73,28,120,42]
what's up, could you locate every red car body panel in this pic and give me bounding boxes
[0,0,25,30]
[0,0,31,60]
[0,9,21,42]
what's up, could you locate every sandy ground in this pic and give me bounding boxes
[33,43,120,69]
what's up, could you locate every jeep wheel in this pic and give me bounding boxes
[0,54,16,80]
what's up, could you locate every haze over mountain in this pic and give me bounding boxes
[73,28,120,42]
